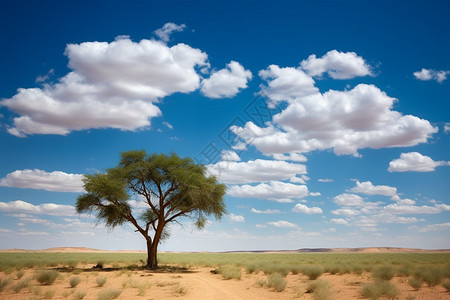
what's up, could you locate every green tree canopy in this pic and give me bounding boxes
[76,150,226,268]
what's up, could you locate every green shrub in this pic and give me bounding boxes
[246,264,258,274]
[74,290,87,299]
[255,279,266,287]
[372,266,395,281]
[16,270,25,279]
[11,278,31,293]
[414,266,444,286]
[307,279,332,300]
[35,270,60,285]
[361,281,399,300]
[442,280,450,292]
[0,277,12,291]
[96,275,107,287]
[218,265,241,280]
[43,289,55,299]
[267,273,287,292]
[69,276,81,288]
[97,288,122,300]
[302,265,325,280]
[408,277,422,290]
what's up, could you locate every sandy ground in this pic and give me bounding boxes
[1,266,449,300]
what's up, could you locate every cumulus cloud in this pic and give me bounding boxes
[418,222,450,232]
[206,159,306,184]
[2,37,210,137]
[272,152,307,162]
[331,208,360,216]
[0,169,84,192]
[258,65,318,104]
[388,152,449,172]
[292,203,323,214]
[220,150,241,162]
[413,68,449,83]
[382,203,450,215]
[232,83,437,156]
[333,193,365,206]
[444,123,450,133]
[349,181,397,196]
[229,213,245,222]
[201,61,252,98]
[250,208,281,214]
[300,50,373,79]
[154,22,186,42]
[267,220,297,228]
[318,178,334,183]
[0,200,76,216]
[330,218,348,225]
[227,181,309,203]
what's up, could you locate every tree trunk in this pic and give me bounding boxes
[146,240,158,269]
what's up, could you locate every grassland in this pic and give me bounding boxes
[0,251,449,299]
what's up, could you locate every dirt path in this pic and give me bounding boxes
[186,271,244,300]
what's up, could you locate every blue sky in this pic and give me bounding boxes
[0,0,449,251]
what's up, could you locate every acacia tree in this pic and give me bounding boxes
[76,150,226,269]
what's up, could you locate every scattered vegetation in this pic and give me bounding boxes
[301,265,325,280]
[218,264,242,280]
[408,277,423,290]
[43,289,55,299]
[0,276,12,291]
[96,275,107,287]
[414,266,444,286]
[267,273,287,292]
[306,279,332,300]
[11,277,31,293]
[372,265,395,281]
[16,270,25,279]
[69,276,81,288]
[441,280,450,292]
[361,280,399,300]
[97,288,122,300]
[255,278,266,287]
[74,290,87,299]
[35,270,60,285]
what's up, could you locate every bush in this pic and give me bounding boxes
[69,276,81,288]
[11,278,31,293]
[16,270,25,279]
[408,277,422,290]
[302,265,325,280]
[97,288,122,300]
[372,266,395,281]
[218,265,241,280]
[414,266,444,287]
[442,280,450,292]
[361,281,399,300]
[0,277,12,292]
[96,275,107,287]
[307,279,332,300]
[74,290,87,299]
[267,273,287,292]
[35,270,60,285]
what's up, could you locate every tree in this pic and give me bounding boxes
[76,150,226,269]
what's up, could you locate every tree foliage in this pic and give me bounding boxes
[76,150,226,268]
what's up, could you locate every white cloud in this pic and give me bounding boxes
[318,178,334,183]
[2,37,209,137]
[200,61,252,98]
[258,65,318,104]
[154,22,186,42]
[267,220,297,228]
[444,123,450,133]
[272,152,307,162]
[349,181,397,196]
[250,208,281,214]
[333,193,364,206]
[227,181,309,203]
[229,213,245,222]
[232,83,437,156]
[0,169,84,192]
[207,159,306,184]
[163,121,173,129]
[300,50,373,79]
[331,208,360,216]
[330,218,348,225]
[0,200,76,216]
[388,152,449,172]
[383,203,450,215]
[413,68,449,83]
[418,223,450,232]
[220,150,241,162]
[292,203,323,214]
